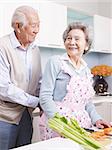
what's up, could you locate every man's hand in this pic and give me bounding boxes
[38,103,43,117]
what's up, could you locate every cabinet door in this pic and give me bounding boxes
[93,15,112,53]
[110,103,112,123]
[105,102,111,122]
[95,102,107,121]
[0,3,13,37]
[94,102,111,122]
[38,2,67,49]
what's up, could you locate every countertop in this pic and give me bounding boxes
[11,137,112,150]
[11,137,84,150]
[32,96,112,116]
[93,96,112,104]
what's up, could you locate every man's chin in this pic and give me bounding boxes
[29,39,35,43]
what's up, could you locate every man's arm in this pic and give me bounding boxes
[0,50,39,108]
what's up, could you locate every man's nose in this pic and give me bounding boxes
[34,27,39,35]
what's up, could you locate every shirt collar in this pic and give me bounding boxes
[9,32,21,49]
[9,31,36,50]
[60,53,87,68]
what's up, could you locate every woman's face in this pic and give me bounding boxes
[64,29,88,58]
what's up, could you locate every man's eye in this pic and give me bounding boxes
[31,24,36,27]
[31,24,39,28]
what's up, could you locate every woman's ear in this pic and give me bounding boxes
[84,45,89,54]
[85,46,89,51]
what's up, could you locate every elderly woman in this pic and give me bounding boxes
[39,22,111,140]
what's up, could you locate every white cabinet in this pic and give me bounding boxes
[93,15,112,53]
[94,102,111,122]
[94,102,108,121]
[0,3,13,37]
[110,103,112,122]
[94,97,112,122]
[38,2,67,49]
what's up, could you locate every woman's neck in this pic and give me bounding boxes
[69,55,81,69]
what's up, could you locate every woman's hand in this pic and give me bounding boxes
[95,119,112,129]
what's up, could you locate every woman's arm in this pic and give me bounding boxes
[39,55,61,118]
[86,102,111,128]
[85,102,102,125]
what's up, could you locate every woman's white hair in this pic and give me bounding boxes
[11,5,37,29]
[63,22,93,53]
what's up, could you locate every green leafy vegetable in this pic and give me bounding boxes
[48,113,104,150]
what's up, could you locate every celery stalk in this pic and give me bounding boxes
[48,119,94,150]
[48,113,104,150]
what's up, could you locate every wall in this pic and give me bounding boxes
[84,53,112,93]
[98,53,112,93]
[39,47,65,73]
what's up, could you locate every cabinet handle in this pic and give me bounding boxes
[95,102,102,106]
[48,43,61,47]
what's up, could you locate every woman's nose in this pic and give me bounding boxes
[70,38,76,44]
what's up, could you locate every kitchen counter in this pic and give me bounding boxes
[93,96,112,104]
[32,96,112,116]
[11,137,84,150]
[11,137,112,150]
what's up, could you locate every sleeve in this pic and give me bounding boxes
[39,56,61,118]
[35,47,42,97]
[0,49,39,108]
[85,67,102,124]
[85,101,102,125]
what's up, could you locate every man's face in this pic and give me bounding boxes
[19,12,40,46]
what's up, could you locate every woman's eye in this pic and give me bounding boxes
[67,37,71,40]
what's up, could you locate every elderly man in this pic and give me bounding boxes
[0,5,41,149]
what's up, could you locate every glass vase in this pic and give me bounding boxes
[94,76,108,95]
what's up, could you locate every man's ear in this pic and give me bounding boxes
[15,22,21,33]
[18,29,20,33]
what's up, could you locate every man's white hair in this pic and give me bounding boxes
[11,5,38,29]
